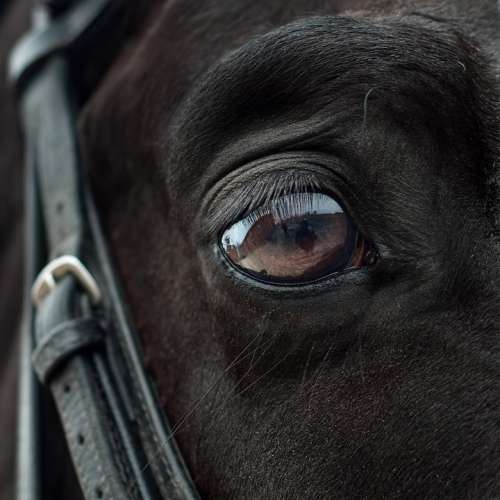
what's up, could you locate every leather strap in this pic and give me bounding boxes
[12,2,201,499]
[32,316,103,384]
[21,56,83,259]
[85,179,200,500]
[35,276,152,500]
[9,0,113,85]
[16,138,43,500]
[19,54,159,499]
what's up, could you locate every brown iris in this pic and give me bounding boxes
[220,192,367,285]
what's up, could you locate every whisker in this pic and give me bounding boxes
[203,336,295,430]
[300,344,315,388]
[125,326,271,493]
[362,87,376,133]
[226,344,295,401]
[196,331,281,438]
[305,341,338,410]
[194,326,269,457]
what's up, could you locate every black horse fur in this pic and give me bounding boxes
[3,1,500,498]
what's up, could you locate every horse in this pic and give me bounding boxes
[2,0,500,498]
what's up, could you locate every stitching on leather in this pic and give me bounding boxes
[90,356,142,500]
[106,312,174,495]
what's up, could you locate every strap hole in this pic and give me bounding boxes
[95,487,103,498]
[77,434,85,445]
[63,384,71,393]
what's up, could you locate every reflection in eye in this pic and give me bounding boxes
[220,192,370,285]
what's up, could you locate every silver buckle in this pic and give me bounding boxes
[31,255,102,307]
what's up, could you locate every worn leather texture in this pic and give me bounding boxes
[32,316,103,383]
[14,2,201,499]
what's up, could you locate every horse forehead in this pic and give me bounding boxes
[82,0,391,132]
[165,19,475,187]
[81,0,496,204]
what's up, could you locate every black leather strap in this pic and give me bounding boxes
[12,2,201,500]
[32,316,103,384]
[85,185,201,500]
[21,56,83,259]
[9,0,113,86]
[16,132,43,500]
[34,276,155,500]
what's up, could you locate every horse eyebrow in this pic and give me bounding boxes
[165,15,486,197]
[171,15,470,131]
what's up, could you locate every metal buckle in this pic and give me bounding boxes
[31,255,102,307]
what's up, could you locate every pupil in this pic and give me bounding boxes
[294,220,317,252]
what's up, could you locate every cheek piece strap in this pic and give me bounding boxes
[9,2,201,500]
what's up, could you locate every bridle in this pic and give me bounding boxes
[9,1,201,499]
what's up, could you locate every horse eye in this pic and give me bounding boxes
[220,192,373,285]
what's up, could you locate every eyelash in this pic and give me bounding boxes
[207,169,334,237]
[230,191,337,229]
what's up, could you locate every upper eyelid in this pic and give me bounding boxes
[225,191,345,233]
[199,154,349,240]
[207,171,335,238]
